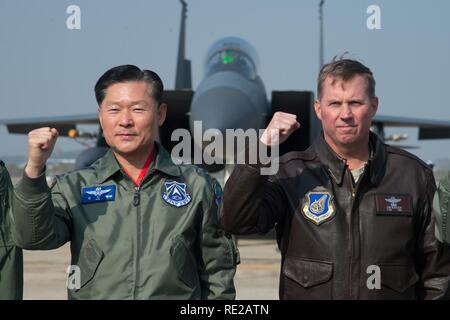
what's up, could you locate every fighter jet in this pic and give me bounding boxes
[2,0,450,178]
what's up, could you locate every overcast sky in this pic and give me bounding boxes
[1,0,449,161]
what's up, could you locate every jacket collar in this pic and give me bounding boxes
[367,131,386,186]
[311,131,386,186]
[95,142,181,184]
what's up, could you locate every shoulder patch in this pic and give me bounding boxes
[213,181,223,207]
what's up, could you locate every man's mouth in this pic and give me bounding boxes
[115,132,138,141]
[116,132,138,136]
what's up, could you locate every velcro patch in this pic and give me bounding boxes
[82,185,116,204]
[375,194,413,216]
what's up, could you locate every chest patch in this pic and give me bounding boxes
[162,181,192,208]
[82,185,116,204]
[375,194,413,216]
[302,191,335,225]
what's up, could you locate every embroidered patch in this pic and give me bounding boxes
[82,185,116,204]
[302,191,335,225]
[162,181,192,208]
[375,194,413,216]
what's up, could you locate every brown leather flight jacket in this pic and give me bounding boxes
[219,133,450,299]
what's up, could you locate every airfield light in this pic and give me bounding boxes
[221,51,234,64]
[68,129,78,138]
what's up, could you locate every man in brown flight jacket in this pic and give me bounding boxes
[219,58,450,299]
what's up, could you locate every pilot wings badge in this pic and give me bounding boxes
[375,194,412,216]
[162,181,192,208]
[82,185,116,204]
[302,191,335,225]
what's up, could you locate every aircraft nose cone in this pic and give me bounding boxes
[190,86,258,133]
[190,86,261,163]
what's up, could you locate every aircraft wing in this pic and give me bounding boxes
[0,113,98,136]
[373,115,450,139]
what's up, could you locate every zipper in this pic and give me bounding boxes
[130,172,154,298]
[133,185,141,299]
[347,163,368,299]
[348,173,355,299]
[134,186,141,206]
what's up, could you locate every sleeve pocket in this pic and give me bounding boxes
[170,236,199,288]
[434,181,449,244]
[76,238,104,290]
[224,234,240,266]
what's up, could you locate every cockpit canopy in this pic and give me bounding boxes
[204,37,259,80]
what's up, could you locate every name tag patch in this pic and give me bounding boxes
[375,194,412,216]
[82,185,116,204]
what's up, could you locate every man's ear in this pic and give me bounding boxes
[371,96,379,117]
[314,100,322,121]
[157,103,167,127]
[98,107,103,129]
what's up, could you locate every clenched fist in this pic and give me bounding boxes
[25,127,59,178]
[260,112,300,146]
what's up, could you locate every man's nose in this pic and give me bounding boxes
[118,110,133,127]
[340,104,354,120]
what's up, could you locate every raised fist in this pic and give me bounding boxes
[260,112,300,146]
[25,127,59,178]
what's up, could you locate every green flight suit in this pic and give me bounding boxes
[434,171,450,244]
[0,161,23,299]
[12,144,238,299]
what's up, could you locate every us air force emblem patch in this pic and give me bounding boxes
[302,191,335,225]
[162,181,192,207]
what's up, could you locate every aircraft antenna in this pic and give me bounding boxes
[175,0,192,89]
[319,0,325,70]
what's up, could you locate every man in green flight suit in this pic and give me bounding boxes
[0,161,23,299]
[11,65,238,299]
[434,171,450,245]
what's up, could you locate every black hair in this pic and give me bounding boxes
[95,64,164,105]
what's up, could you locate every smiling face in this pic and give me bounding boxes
[98,81,166,158]
[314,74,378,154]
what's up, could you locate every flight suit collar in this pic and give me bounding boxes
[95,142,181,184]
[312,131,386,186]
[152,142,182,178]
